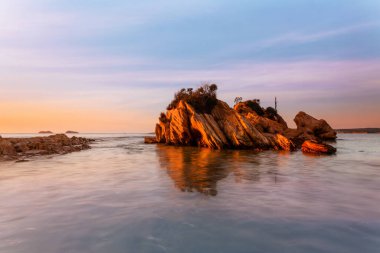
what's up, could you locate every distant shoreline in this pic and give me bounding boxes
[336,128,380,134]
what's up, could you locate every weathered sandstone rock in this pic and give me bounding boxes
[151,85,336,153]
[155,100,292,150]
[264,133,296,151]
[301,140,336,155]
[234,101,288,134]
[294,112,337,141]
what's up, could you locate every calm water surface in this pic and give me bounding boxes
[0,133,379,253]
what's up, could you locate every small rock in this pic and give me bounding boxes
[0,140,16,155]
[301,140,336,155]
[144,136,158,144]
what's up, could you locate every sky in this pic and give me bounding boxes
[1,0,380,133]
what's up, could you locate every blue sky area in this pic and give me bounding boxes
[0,0,379,132]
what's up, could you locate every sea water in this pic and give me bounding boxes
[0,133,379,253]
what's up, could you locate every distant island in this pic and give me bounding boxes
[66,130,79,134]
[336,128,380,134]
[39,131,53,134]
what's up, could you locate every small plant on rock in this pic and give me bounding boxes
[167,83,219,114]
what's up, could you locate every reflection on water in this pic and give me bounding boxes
[157,146,291,195]
[157,146,229,195]
[0,133,379,253]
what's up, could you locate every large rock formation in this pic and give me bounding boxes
[150,85,337,154]
[155,100,296,151]
[0,134,94,161]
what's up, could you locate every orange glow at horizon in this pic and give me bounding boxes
[1,99,379,134]
[0,102,155,133]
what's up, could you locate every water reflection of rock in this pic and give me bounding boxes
[156,145,287,196]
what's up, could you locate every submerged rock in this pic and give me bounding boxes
[0,134,93,161]
[301,140,336,155]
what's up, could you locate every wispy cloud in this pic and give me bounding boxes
[219,21,380,59]
[257,22,380,48]
[0,0,216,43]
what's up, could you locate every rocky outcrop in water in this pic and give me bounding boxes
[0,134,94,161]
[148,85,336,154]
[153,99,333,152]
[155,100,292,151]
[301,140,336,155]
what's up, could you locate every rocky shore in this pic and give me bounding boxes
[0,134,94,161]
[147,85,337,155]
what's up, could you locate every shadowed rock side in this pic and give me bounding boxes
[292,111,336,140]
[0,134,94,161]
[150,85,337,154]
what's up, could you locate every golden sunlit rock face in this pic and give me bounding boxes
[156,100,280,150]
[301,140,337,155]
[152,97,336,154]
